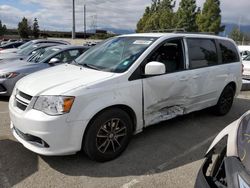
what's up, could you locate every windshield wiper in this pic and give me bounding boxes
[82,63,100,70]
[69,59,77,65]
[71,60,100,70]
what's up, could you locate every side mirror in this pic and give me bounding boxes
[144,61,166,75]
[48,58,60,64]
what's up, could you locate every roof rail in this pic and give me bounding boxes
[175,31,216,35]
[150,28,186,33]
[149,28,216,35]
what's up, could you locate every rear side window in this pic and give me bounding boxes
[187,38,218,69]
[219,40,239,64]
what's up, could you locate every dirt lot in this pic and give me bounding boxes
[1,92,250,188]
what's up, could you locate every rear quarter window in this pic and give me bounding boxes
[187,38,218,69]
[219,40,239,64]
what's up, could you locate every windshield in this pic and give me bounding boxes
[75,37,157,73]
[18,44,39,55]
[28,47,60,63]
[244,55,250,61]
[17,41,33,49]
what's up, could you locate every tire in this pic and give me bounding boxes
[213,85,235,116]
[83,108,133,162]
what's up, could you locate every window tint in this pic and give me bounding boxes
[187,38,218,69]
[147,39,185,73]
[54,49,82,63]
[241,50,250,56]
[68,49,80,56]
[219,40,239,64]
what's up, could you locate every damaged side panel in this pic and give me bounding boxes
[143,71,193,126]
[146,105,185,125]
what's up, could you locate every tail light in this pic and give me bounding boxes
[0,48,3,51]
[242,63,244,74]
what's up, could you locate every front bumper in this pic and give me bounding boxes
[195,156,250,188]
[195,158,212,188]
[9,95,87,155]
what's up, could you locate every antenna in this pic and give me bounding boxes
[72,0,76,39]
[90,14,97,33]
[84,4,86,39]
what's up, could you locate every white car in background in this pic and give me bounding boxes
[238,45,250,59]
[242,55,250,79]
[9,33,242,162]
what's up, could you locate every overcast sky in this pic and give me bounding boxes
[0,0,249,32]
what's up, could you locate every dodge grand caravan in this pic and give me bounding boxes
[9,33,242,162]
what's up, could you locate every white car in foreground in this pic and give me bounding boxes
[9,33,242,161]
[195,111,250,187]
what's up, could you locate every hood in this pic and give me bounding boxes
[16,64,115,96]
[0,59,41,74]
[0,52,23,61]
[0,59,26,70]
[0,48,18,54]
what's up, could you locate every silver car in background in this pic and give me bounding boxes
[0,39,70,54]
[0,43,62,62]
[0,45,88,96]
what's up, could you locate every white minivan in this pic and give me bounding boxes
[9,33,242,162]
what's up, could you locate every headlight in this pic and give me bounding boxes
[33,96,75,115]
[0,72,19,79]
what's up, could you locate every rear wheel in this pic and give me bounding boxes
[83,108,133,162]
[213,85,235,116]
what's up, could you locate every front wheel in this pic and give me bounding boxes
[83,108,133,162]
[213,85,235,116]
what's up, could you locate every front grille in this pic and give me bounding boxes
[15,90,33,111]
[0,84,7,92]
[16,99,28,111]
[19,90,32,101]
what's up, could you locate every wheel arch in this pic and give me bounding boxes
[227,81,236,94]
[81,104,137,148]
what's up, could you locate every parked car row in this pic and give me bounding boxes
[0,45,89,96]
[0,39,70,54]
[0,41,26,51]
[0,39,23,46]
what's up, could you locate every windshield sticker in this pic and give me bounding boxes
[52,48,60,51]
[123,61,130,66]
[133,40,152,45]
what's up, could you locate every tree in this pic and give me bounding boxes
[158,0,176,30]
[18,17,30,38]
[196,0,224,34]
[136,0,176,32]
[175,0,198,32]
[229,27,244,43]
[33,18,40,38]
[0,20,7,36]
